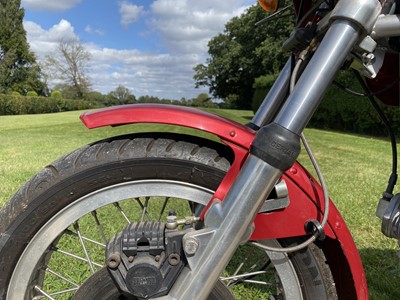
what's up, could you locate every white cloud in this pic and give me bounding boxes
[88,45,203,98]
[23,1,254,99]
[149,0,252,54]
[22,0,82,12]
[24,19,79,56]
[85,25,105,36]
[119,1,145,27]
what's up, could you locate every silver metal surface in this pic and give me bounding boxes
[351,48,385,78]
[275,20,362,134]
[259,196,289,213]
[381,193,400,239]
[259,180,289,213]
[358,35,377,53]
[274,179,288,199]
[251,59,291,127]
[182,236,199,256]
[166,155,282,300]
[372,14,400,38]
[331,0,381,33]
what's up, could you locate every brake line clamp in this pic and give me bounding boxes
[305,219,326,241]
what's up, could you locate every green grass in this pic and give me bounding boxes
[0,109,398,299]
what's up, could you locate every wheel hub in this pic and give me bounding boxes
[106,220,189,299]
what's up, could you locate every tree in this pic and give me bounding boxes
[191,93,217,108]
[52,84,81,100]
[108,85,136,104]
[137,95,161,103]
[0,0,47,95]
[194,4,294,109]
[45,39,91,99]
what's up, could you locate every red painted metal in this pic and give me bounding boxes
[80,104,255,148]
[80,104,368,299]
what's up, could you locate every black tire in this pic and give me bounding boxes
[0,133,337,299]
[71,267,233,300]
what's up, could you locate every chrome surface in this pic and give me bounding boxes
[259,180,289,213]
[381,193,400,239]
[275,20,362,134]
[331,0,381,33]
[372,14,400,38]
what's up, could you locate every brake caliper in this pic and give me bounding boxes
[106,221,189,298]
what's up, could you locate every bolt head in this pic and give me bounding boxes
[107,252,121,269]
[183,236,199,256]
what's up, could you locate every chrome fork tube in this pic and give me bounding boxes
[275,19,361,134]
[161,2,380,299]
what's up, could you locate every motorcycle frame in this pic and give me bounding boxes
[79,0,400,299]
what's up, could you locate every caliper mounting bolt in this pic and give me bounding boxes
[183,236,199,256]
[107,252,121,269]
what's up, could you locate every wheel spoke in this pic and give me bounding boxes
[64,229,106,248]
[45,267,80,288]
[235,279,271,285]
[49,287,80,296]
[221,270,268,281]
[53,246,103,267]
[158,197,170,221]
[113,202,131,224]
[136,197,153,221]
[227,246,256,285]
[140,197,149,221]
[91,210,108,244]
[34,285,56,300]
[73,222,96,273]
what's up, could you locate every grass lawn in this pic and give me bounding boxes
[0,108,398,299]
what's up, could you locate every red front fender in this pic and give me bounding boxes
[81,104,368,299]
[80,104,255,148]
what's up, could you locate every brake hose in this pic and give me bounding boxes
[252,54,330,253]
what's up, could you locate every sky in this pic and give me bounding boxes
[21,0,256,100]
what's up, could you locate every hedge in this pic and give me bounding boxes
[0,94,95,115]
[252,74,277,113]
[309,85,400,137]
[253,79,400,138]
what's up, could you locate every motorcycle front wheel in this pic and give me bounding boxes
[0,133,337,299]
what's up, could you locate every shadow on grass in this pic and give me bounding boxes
[242,115,253,121]
[359,248,400,300]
